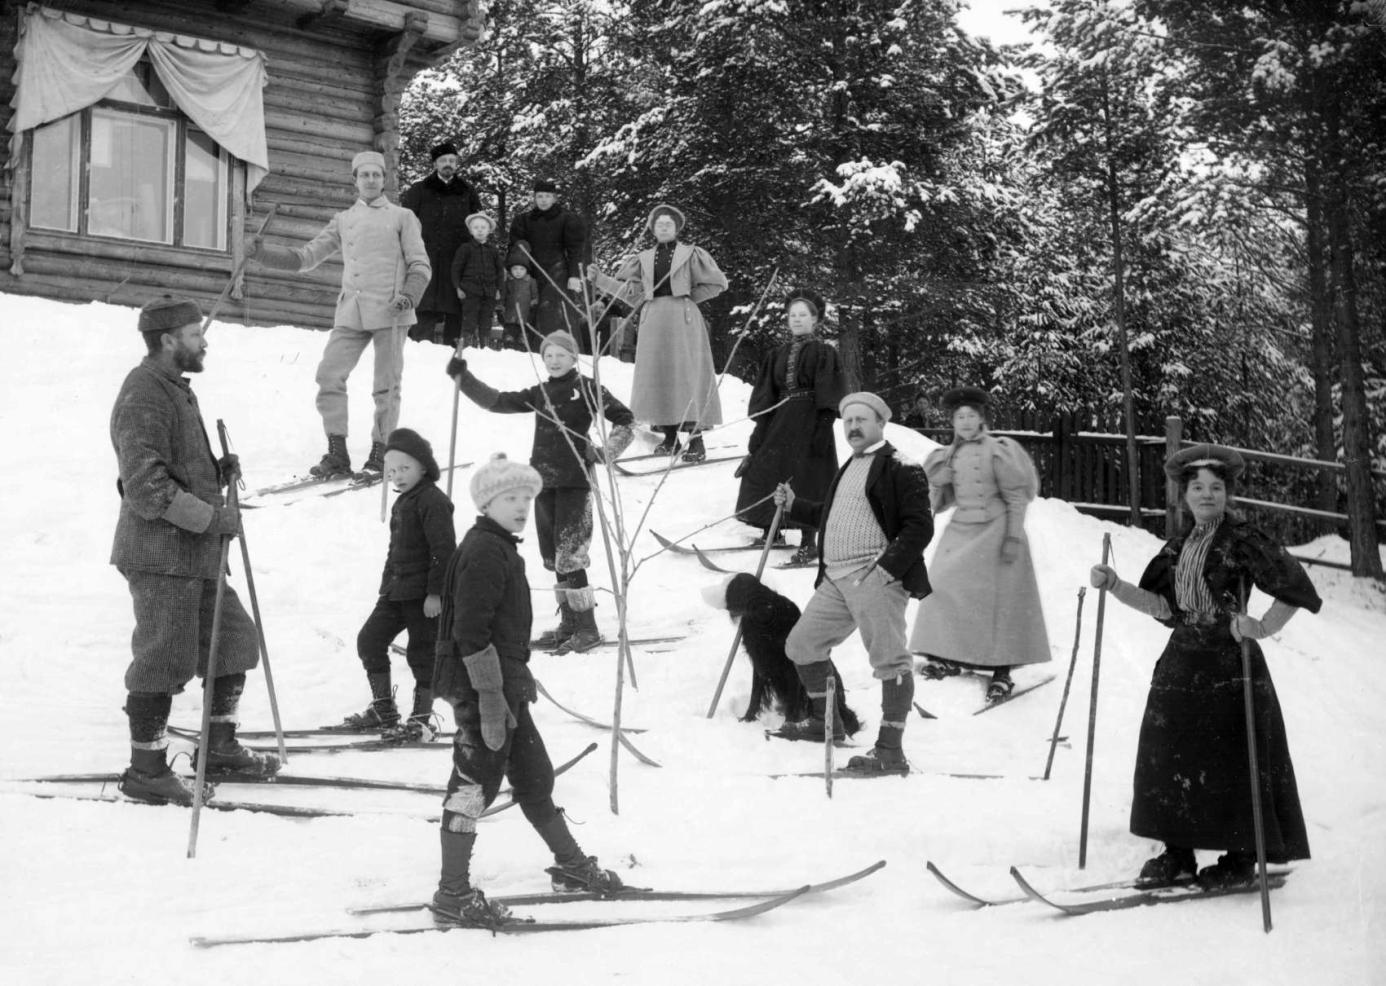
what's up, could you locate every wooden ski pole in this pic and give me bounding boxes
[705,501,785,717]
[216,422,287,767]
[824,674,836,799]
[202,206,277,332]
[446,343,464,498]
[1238,577,1274,932]
[187,518,235,858]
[1043,586,1086,781]
[1078,533,1111,868]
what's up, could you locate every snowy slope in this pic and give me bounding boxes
[0,294,1382,986]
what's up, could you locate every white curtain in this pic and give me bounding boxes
[8,4,270,192]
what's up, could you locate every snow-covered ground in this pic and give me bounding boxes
[1,293,1382,986]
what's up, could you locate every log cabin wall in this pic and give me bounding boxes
[0,0,483,330]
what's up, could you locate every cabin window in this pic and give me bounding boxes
[27,61,231,251]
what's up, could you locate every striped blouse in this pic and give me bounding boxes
[1173,518,1222,622]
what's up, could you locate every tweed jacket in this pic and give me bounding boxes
[788,442,934,598]
[109,357,226,579]
[288,197,431,331]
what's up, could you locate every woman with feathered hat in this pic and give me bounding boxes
[1088,444,1320,889]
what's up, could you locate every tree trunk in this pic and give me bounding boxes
[1302,155,1339,529]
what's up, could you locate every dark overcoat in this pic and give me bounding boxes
[400,172,483,314]
[1130,517,1322,860]
[736,336,845,529]
[378,480,456,600]
[788,442,934,599]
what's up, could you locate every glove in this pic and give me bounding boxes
[1230,600,1298,642]
[733,456,752,479]
[446,356,468,379]
[390,294,413,312]
[585,445,607,465]
[566,276,582,292]
[1000,536,1022,565]
[210,504,241,536]
[1230,614,1265,642]
[217,453,241,486]
[462,645,516,751]
[1089,564,1119,591]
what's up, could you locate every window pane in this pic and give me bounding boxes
[29,115,80,232]
[89,110,174,243]
[183,130,226,250]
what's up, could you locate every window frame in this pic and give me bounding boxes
[25,63,236,253]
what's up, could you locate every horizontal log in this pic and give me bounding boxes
[265,108,375,146]
[262,88,376,126]
[23,230,233,272]
[1237,496,1386,531]
[1177,439,1386,481]
[270,0,467,46]
[268,132,362,163]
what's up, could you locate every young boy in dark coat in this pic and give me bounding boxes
[430,453,624,928]
[446,330,635,653]
[334,428,456,738]
[500,241,539,351]
[450,213,505,349]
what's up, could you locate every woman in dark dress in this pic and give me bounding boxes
[1090,444,1321,889]
[734,289,847,566]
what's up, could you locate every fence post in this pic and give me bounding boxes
[1164,415,1182,538]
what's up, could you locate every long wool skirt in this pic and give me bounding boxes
[908,513,1050,668]
[629,296,723,427]
[1129,623,1309,861]
[736,392,836,530]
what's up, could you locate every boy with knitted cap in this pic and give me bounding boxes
[446,330,634,654]
[333,427,456,739]
[430,453,624,928]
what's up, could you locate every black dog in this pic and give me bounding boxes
[716,573,861,735]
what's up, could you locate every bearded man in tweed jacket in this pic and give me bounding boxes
[110,297,279,805]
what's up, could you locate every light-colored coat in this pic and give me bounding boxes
[109,358,226,579]
[909,433,1050,667]
[289,198,431,331]
[618,243,728,426]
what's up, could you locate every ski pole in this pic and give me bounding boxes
[824,673,836,799]
[446,342,464,498]
[1238,577,1273,932]
[217,422,288,767]
[705,502,785,718]
[187,515,235,858]
[1043,586,1086,781]
[1078,533,1111,868]
[202,206,277,333]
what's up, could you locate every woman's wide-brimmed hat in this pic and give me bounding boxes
[940,386,992,415]
[646,203,685,234]
[1164,443,1245,482]
[784,288,827,320]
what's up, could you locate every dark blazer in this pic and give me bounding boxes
[378,480,456,600]
[788,441,934,599]
[432,516,533,703]
[508,205,587,280]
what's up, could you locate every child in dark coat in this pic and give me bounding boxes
[335,428,456,739]
[450,213,505,349]
[501,242,539,351]
[446,330,634,653]
[430,453,624,928]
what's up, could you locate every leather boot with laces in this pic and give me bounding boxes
[360,441,386,476]
[844,745,909,775]
[196,722,282,778]
[310,434,351,478]
[681,434,707,463]
[555,603,603,654]
[430,888,522,930]
[1197,851,1256,890]
[1136,846,1197,887]
[985,669,1015,705]
[120,747,214,806]
[534,584,578,650]
[546,855,625,895]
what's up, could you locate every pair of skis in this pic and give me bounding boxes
[926,860,1290,915]
[189,859,886,946]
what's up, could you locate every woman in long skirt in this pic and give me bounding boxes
[734,289,846,565]
[617,205,728,463]
[1089,443,1320,888]
[911,387,1050,703]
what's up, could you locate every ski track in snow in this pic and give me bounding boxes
[0,295,1382,985]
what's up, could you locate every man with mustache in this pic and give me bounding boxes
[771,392,933,774]
[401,140,484,346]
[109,296,281,806]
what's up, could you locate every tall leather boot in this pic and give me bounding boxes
[336,671,399,731]
[311,434,351,478]
[535,582,578,650]
[197,673,281,778]
[119,692,213,805]
[845,673,913,774]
